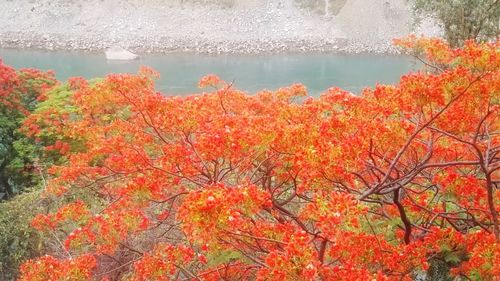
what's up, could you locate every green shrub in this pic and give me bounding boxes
[295,0,348,16]
[0,190,47,280]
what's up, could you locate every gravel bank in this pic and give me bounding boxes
[0,0,441,54]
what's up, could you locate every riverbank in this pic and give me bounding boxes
[0,0,441,54]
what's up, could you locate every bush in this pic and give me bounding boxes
[295,0,348,16]
[179,0,236,8]
[0,190,47,280]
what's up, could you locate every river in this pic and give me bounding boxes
[0,49,419,96]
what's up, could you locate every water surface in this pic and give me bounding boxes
[0,49,418,96]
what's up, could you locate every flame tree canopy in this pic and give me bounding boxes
[11,37,499,280]
[0,60,56,199]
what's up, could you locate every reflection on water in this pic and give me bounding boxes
[0,49,419,96]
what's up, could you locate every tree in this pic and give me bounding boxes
[0,60,57,199]
[413,0,500,47]
[0,76,90,281]
[18,38,499,280]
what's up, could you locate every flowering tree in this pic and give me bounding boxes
[18,38,499,280]
[0,60,57,279]
[0,60,56,199]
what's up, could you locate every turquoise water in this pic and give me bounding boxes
[0,49,418,96]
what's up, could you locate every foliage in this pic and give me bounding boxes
[0,190,47,280]
[18,254,96,281]
[295,0,348,16]
[179,0,236,8]
[14,38,500,280]
[0,60,57,199]
[412,0,500,47]
[21,78,89,168]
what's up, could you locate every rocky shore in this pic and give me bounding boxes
[0,0,441,54]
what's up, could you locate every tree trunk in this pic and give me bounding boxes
[0,159,13,200]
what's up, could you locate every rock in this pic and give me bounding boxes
[105,46,139,60]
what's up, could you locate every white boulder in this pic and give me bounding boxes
[105,46,139,60]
